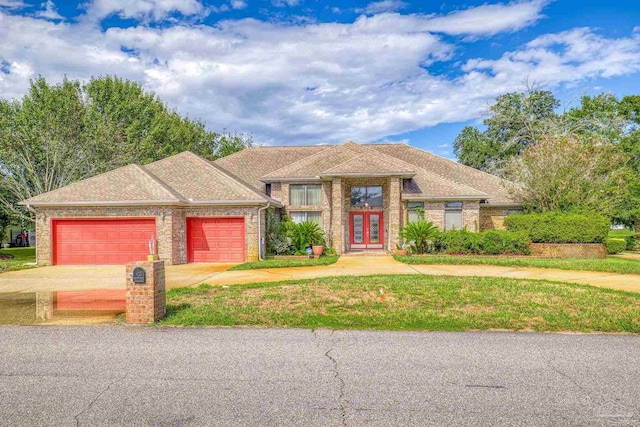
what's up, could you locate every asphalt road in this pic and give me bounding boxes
[0,327,639,426]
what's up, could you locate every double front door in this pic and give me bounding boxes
[350,212,383,249]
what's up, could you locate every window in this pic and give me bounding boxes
[507,209,523,216]
[407,202,424,223]
[444,201,463,231]
[351,186,383,207]
[265,183,272,197]
[290,211,322,226]
[289,184,322,206]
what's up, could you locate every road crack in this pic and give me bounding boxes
[325,347,347,426]
[73,379,119,426]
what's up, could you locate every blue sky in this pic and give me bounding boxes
[0,0,639,158]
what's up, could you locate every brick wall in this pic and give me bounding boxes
[479,207,509,231]
[463,201,480,232]
[530,243,606,259]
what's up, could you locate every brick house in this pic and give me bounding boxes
[21,141,521,265]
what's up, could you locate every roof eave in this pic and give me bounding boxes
[260,177,322,183]
[319,172,416,178]
[401,195,489,201]
[21,199,282,208]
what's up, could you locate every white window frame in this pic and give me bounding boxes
[290,211,322,226]
[407,202,424,223]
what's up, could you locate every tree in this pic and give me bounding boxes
[506,135,628,218]
[454,89,560,172]
[0,76,252,222]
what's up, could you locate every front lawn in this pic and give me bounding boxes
[394,254,640,275]
[228,255,339,271]
[0,248,36,273]
[609,229,636,238]
[162,274,640,333]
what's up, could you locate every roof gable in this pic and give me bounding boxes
[22,164,184,205]
[144,151,271,203]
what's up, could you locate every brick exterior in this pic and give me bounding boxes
[126,260,166,324]
[463,201,480,232]
[35,205,261,266]
[331,178,344,254]
[479,207,509,231]
[530,243,606,259]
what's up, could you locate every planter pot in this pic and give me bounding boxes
[312,246,324,256]
[395,249,408,256]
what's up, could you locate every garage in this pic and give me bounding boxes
[53,219,156,265]
[187,217,245,263]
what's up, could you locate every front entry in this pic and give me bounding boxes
[350,212,383,249]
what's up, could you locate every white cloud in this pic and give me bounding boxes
[0,4,639,146]
[271,0,300,7]
[0,0,25,8]
[36,0,62,20]
[230,0,247,10]
[82,0,206,23]
[424,0,550,36]
[360,0,407,15]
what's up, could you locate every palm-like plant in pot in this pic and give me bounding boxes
[293,221,326,256]
[399,220,439,254]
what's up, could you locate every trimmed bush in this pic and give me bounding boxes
[606,238,627,255]
[625,234,638,251]
[433,229,530,255]
[504,212,609,244]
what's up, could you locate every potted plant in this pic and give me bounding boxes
[311,233,325,257]
[395,238,409,255]
[294,221,325,257]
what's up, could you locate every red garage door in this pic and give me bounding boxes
[53,219,156,265]
[187,217,245,263]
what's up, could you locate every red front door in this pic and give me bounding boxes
[350,212,383,249]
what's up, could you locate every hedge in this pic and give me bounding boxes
[504,212,609,244]
[433,229,530,255]
[606,238,627,255]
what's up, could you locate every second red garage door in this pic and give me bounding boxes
[187,217,245,263]
[53,219,156,265]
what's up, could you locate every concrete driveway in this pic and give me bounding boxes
[2,255,640,293]
[0,263,236,293]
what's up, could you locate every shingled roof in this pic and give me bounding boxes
[22,152,281,207]
[214,141,517,203]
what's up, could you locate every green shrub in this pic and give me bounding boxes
[265,212,293,255]
[399,220,439,254]
[606,238,627,254]
[433,229,479,254]
[625,234,638,251]
[434,229,530,255]
[504,211,609,244]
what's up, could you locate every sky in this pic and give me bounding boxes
[0,0,639,158]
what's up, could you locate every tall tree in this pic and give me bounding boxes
[506,135,628,217]
[454,89,560,172]
[0,76,252,222]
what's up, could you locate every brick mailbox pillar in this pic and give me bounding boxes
[125,260,166,324]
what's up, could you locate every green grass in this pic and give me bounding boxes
[394,254,640,275]
[608,229,636,238]
[0,247,36,273]
[162,274,640,332]
[228,255,339,271]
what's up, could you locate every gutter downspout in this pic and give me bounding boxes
[257,202,270,260]
[25,204,37,264]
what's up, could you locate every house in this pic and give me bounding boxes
[21,141,521,265]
